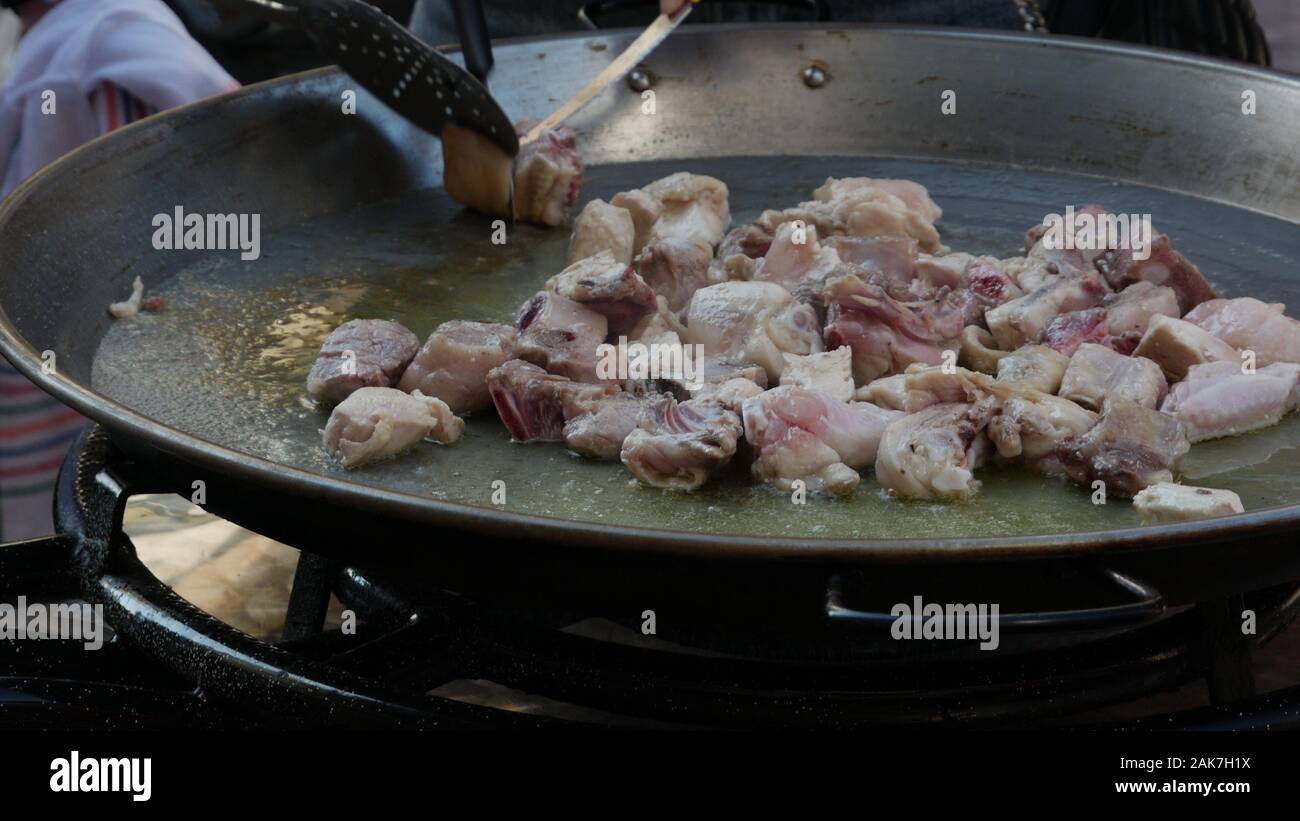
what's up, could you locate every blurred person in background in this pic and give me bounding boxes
[0,0,236,540]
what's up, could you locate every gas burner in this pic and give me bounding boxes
[2,426,1300,730]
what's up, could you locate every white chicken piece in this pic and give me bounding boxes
[682,281,823,381]
[636,237,713,311]
[984,273,1110,351]
[779,348,854,402]
[323,387,463,468]
[513,290,609,383]
[1133,314,1238,380]
[109,276,145,319]
[995,345,1070,394]
[742,386,902,494]
[759,177,943,252]
[1159,360,1300,442]
[874,398,997,500]
[397,320,517,415]
[1183,297,1300,367]
[1058,344,1167,411]
[545,251,656,334]
[987,394,1098,474]
[511,122,583,227]
[609,188,661,253]
[688,376,767,412]
[853,373,909,410]
[751,222,844,307]
[1132,483,1245,524]
[620,397,744,491]
[613,172,731,252]
[567,199,635,265]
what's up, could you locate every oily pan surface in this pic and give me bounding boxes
[91,156,1300,540]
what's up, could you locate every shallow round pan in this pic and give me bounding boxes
[2,25,1299,566]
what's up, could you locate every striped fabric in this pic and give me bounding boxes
[0,81,151,541]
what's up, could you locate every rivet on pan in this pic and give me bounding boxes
[626,66,653,93]
[802,62,829,89]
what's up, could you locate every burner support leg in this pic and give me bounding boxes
[1200,594,1256,705]
[283,552,340,641]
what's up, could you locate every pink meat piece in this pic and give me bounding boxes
[1095,234,1216,313]
[822,274,964,384]
[620,396,744,490]
[546,252,656,334]
[742,386,903,494]
[1184,297,1300,367]
[513,290,609,383]
[512,121,583,227]
[486,359,618,442]
[637,237,715,312]
[307,318,419,406]
[398,320,517,415]
[1160,360,1300,442]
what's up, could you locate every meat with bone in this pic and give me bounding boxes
[486,359,619,442]
[567,199,634,265]
[307,318,419,406]
[682,281,823,381]
[822,274,964,384]
[915,254,1024,327]
[618,172,731,250]
[779,348,854,402]
[1095,234,1217,313]
[1055,398,1189,497]
[664,359,768,404]
[874,398,997,500]
[987,393,1098,474]
[1183,297,1300,367]
[1159,360,1300,442]
[512,122,583,227]
[545,251,655,334]
[758,177,943,253]
[562,392,664,460]
[1133,314,1238,380]
[637,237,713,311]
[620,397,744,491]
[514,290,609,382]
[1133,483,1244,524]
[984,272,1110,351]
[995,344,1070,394]
[323,387,463,469]
[397,320,517,415]
[1058,344,1167,411]
[742,386,903,495]
[1040,281,1179,357]
[751,222,844,308]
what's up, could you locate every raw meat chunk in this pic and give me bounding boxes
[398,320,516,415]
[307,319,419,406]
